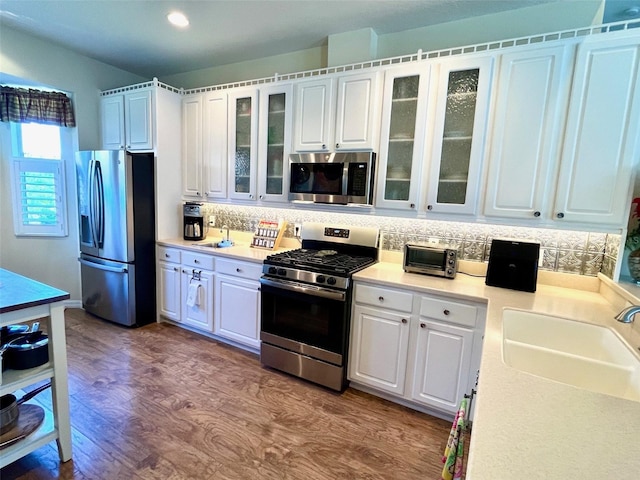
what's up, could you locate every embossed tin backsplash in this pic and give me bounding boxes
[204,203,621,278]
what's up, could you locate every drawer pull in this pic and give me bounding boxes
[378,296,384,302]
[165,253,170,258]
[401,318,407,324]
[443,309,450,316]
[194,259,200,264]
[173,267,179,272]
[236,268,241,273]
[420,322,426,328]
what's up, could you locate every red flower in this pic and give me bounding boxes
[632,197,640,219]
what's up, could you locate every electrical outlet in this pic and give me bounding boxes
[208,215,216,227]
[294,223,302,238]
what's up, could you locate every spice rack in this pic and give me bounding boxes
[251,220,286,250]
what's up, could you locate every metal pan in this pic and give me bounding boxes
[0,382,51,434]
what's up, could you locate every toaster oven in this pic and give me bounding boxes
[403,244,457,279]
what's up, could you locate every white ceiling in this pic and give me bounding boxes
[0,0,634,79]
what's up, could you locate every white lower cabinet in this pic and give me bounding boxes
[350,305,410,395]
[180,267,214,331]
[410,320,473,412]
[349,281,485,415]
[157,246,215,332]
[214,258,262,349]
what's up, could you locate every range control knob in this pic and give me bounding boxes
[268,266,278,275]
[316,275,326,283]
[448,259,455,265]
[277,268,287,276]
[326,277,337,286]
[447,269,454,275]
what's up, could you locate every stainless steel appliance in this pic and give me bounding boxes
[76,150,156,326]
[289,152,375,205]
[403,244,458,279]
[260,223,379,391]
[183,202,208,241]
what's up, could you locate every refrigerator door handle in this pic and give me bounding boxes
[78,258,128,274]
[87,159,98,248]
[94,160,105,248]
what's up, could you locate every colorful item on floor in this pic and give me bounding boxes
[441,397,467,480]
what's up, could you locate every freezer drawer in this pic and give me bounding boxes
[79,255,136,326]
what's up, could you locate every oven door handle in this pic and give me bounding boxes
[260,277,346,302]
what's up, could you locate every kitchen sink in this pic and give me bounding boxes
[501,309,640,402]
[192,241,219,248]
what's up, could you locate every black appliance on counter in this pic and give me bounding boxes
[486,239,540,292]
[260,223,379,391]
[183,202,208,241]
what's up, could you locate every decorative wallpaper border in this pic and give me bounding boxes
[203,203,621,279]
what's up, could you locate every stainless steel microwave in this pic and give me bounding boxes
[289,152,375,205]
[403,244,458,279]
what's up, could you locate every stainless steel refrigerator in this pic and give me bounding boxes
[76,150,156,326]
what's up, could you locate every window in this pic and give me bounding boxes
[9,122,68,237]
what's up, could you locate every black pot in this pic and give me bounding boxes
[3,332,49,370]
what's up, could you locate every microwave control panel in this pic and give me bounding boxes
[324,228,350,239]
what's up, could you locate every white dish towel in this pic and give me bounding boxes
[186,282,201,307]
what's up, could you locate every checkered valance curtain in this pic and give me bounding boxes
[0,86,76,127]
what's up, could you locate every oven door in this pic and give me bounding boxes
[260,277,350,366]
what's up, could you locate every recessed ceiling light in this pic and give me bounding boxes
[167,11,189,28]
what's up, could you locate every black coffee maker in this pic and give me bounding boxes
[183,202,207,240]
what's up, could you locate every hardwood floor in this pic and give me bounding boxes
[2,309,459,479]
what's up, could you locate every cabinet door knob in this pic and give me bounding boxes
[236,268,241,273]
[165,253,170,258]
[427,204,433,210]
[194,259,200,264]
[335,143,339,149]
[322,144,326,150]
[174,267,179,272]
[410,203,416,209]
[197,192,201,196]
[533,211,541,217]
[556,212,565,219]
[420,322,426,328]
[401,318,407,324]
[443,309,450,316]
[378,296,384,302]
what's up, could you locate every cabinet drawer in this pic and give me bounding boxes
[216,258,262,280]
[182,251,215,271]
[158,246,181,264]
[419,297,477,328]
[355,284,413,313]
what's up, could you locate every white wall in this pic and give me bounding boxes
[161,1,604,90]
[0,25,146,299]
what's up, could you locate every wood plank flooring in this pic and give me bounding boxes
[1,309,461,479]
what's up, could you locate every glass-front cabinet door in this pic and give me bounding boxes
[258,83,292,202]
[424,56,493,215]
[375,64,431,210]
[228,88,259,200]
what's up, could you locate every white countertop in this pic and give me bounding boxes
[157,239,640,478]
[354,262,640,480]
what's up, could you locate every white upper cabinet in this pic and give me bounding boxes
[293,71,380,152]
[423,55,494,215]
[182,91,229,199]
[228,88,259,200]
[203,91,229,199]
[484,45,572,220]
[182,94,204,198]
[553,34,640,226]
[375,63,431,210]
[101,88,154,151]
[257,83,293,203]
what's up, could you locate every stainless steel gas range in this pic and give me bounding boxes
[259,223,379,391]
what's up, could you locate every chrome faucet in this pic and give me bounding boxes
[220,225,230,242]
[615,305,640,323]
